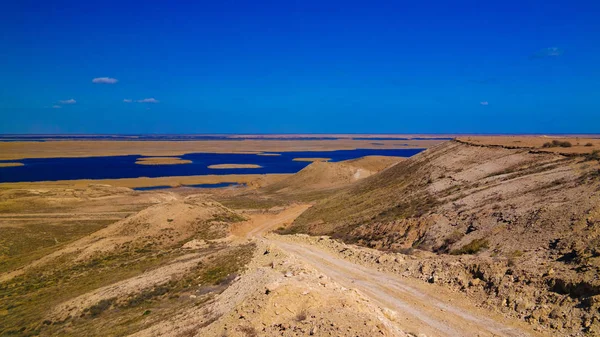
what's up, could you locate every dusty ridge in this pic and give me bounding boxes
[286,139,600,335]
[456,135,600,155]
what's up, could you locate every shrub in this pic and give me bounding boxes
[88,298,115,317]
[450,239,489,255]
[585,143,594,147]
[295,309,308,322]
[586,150,600,161]
[238,326,258,337]
[437,230,464,253]
[543,140,572,148]
[560,141,573,147]
[507,250,524,267]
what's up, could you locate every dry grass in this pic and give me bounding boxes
[0,242,255,336]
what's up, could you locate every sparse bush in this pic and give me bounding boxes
[507,250,524,267]
[125,286,170,307]
[450,239,489,255]
[560,141,573,147]
[585,143,594,147]
[586,150,600,161]
[238,326,258,337]
[394,247,415,255]
[295,309,308,321]
[543,140,572,148]
[437,230,464,253]
[88,298,115,317]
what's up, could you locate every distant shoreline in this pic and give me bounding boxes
[0,138,439,160]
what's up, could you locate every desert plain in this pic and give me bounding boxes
[1,135,600,336]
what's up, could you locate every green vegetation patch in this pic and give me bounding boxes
[0,243,255,336]
[0,221,113,273]
[450,238,489,255]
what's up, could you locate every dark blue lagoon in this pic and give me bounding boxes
[132,182,243,191]
[0,148,424,183]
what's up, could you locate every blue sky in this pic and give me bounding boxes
[1,0,599,134]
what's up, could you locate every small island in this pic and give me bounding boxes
[208,164,262,169]
[135,157,192,165]
[0,162,24,168]
[292,157,331,162]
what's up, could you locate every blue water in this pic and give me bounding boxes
[0,134,456,142]
[352,137,452,141]
[0,148,423,183]
[133,182,242,191]
[0,135,341,142]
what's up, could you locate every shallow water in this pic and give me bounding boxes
[0,148,423,183]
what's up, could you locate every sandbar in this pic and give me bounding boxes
[0,163,24,168]
[135,157,192,165]
[208,164,262,169]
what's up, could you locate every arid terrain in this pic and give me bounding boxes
[1,136,600,336]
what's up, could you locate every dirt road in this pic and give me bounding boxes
[239,205,544,337]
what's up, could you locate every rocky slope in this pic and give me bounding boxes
[286,140,600,335]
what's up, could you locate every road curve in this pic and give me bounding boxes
[239,205,544,337]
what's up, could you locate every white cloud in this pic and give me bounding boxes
[545,47,563,56]
[480,101,489,106]
[137,98,159,103]
[123,99,133,103]
[530,47,564,59]
[59,99,76,104]
[92,77,118,84]
[52,105,62,109]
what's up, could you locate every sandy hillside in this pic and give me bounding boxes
[286,140,600,335]
[265,155,405,194]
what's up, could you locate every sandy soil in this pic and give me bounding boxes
[0,163,24,167]
[0,174,290,189]
[135,157,192,165]
[207,164,262,169]
[0,138,440,160]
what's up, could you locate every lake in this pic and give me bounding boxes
[0,148,423,183]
